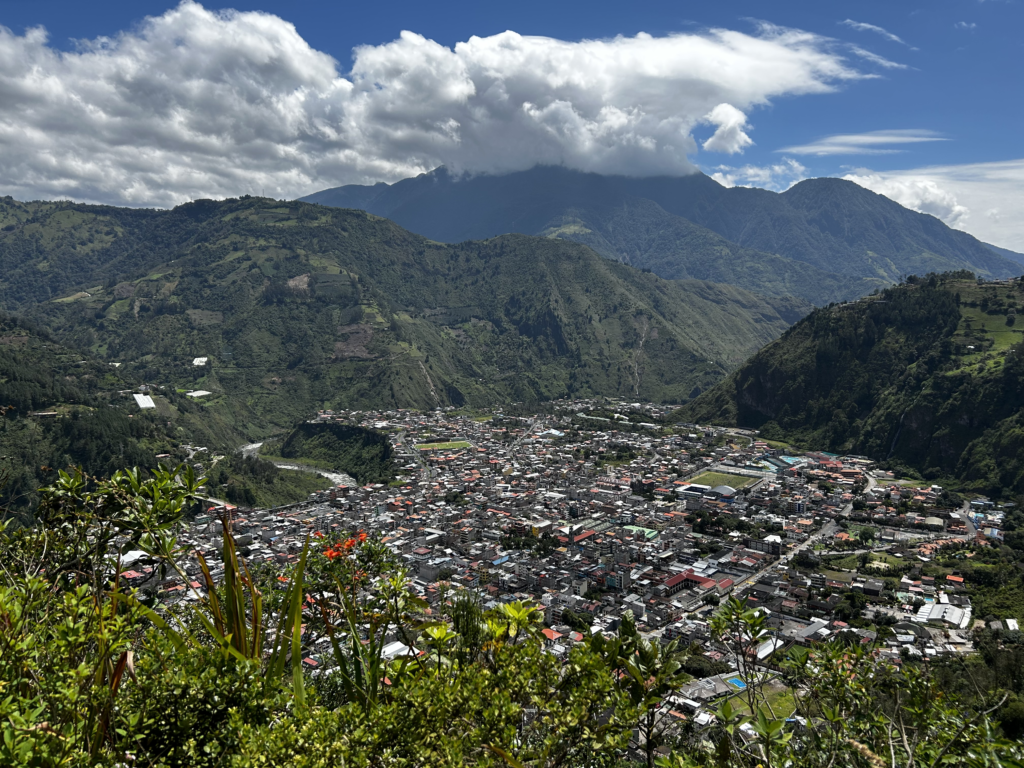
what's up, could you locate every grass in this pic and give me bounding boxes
[726,681,797,718]
[895,478,934,488]
[824,554,860,570]
[824,550,906,578]
[416,441,472,451]
[688,471,757,489]
[947,298,1024,375]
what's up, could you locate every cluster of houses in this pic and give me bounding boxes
[117,398,1014,731]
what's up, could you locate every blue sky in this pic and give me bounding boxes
[0,0,1020,247]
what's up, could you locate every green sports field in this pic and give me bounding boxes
[416,441,472,451]
[687,471,757,489]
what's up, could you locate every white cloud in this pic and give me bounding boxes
[701,104,753,154]
[955,21,978,30]
[844,159,1024,251]
[849,45,908,69]
[0,2,868,207]
[843,173,970,228]
[779,129,946,156]
[840,19,915,48]
[709,157,807,191]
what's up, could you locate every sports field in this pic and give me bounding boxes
[687,471,757,489]
[416,441,472,451]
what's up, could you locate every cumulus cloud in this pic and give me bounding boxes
[701,104,753,154]
[844,173,970,227]
[709,157,807,191]
[0,2,868,207]
[779,129,945,156]
[844,159,1024,250]
[955,21,978,30]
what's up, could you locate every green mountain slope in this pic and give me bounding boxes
[0,312,249,517]
[301,166,1019,303]
[675,273,1024,495]
[261,421,395,485]
[985,241,1024,267]
[540,198,880,303]
[5,196,805,438]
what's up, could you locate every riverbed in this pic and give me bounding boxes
[238,442,358,487]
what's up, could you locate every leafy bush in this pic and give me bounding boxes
[0,467,1020,767]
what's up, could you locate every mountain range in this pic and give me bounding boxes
[675,273,1024,495]
[6,166,1024,500]
[0,195,803,439]
[303,166,1022,305]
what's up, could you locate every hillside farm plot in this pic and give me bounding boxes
[687,471,757,489]
[416,441,472,451]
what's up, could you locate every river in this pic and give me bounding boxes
[238,442,358,487]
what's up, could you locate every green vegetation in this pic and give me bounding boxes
[1,196,805,434]
[205,454,331,508]
[0,312,247,519]
[0,311,344,516]
[541,198,877,305]
[1,468,1019,767]
[678,273,1024,497]
[724,681,797,719]
[416,440,472,451]
[262,421,395,485]
[687,471,756,489]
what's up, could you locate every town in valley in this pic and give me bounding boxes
[125,398,1012,724]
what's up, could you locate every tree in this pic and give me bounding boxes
[2,466,1021,767]
[663,598,1021,768]
[592,613,690,768]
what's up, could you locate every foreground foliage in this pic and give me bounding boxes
[1,467,1020,766]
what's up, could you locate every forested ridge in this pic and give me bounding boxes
[263,421,395,485]
[0,312,190,517]
[303,166,1020,305]
[0,311,331,517]
[678,273,1024,494]
[2,195,804,427]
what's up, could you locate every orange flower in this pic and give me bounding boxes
[358,531,367,542]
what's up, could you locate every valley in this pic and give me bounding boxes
[0,194,803,431]
[4,4,1024,763]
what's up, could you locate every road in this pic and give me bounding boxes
[731,520,839,592]
[237,441,357,486]
[396,430,434,482]
[510,416,541,456]
[953,500,978,539]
